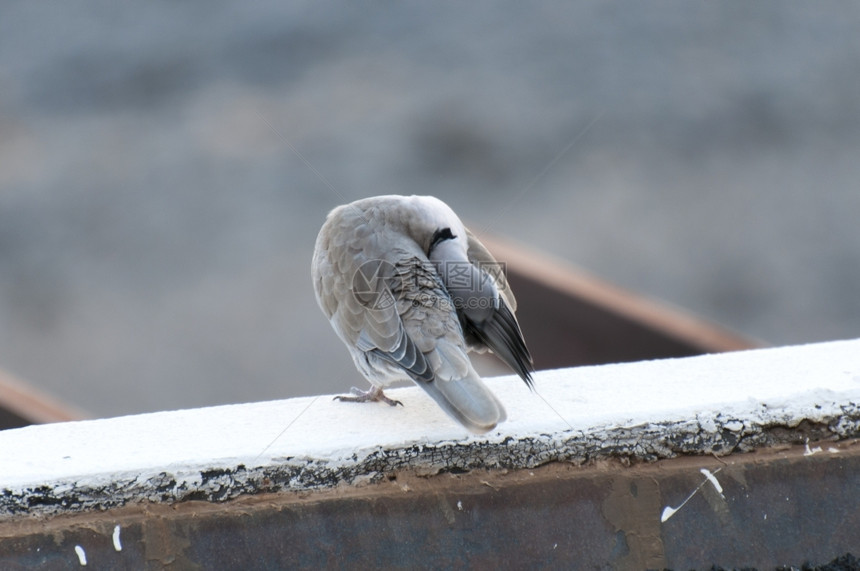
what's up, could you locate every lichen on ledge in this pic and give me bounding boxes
[2,339,859,518]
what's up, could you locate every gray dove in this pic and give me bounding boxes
[312,195,534,434]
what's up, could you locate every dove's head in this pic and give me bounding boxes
[331,194,471,263]
[400,195,470,263]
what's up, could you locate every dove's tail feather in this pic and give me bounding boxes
[415,370,506,434]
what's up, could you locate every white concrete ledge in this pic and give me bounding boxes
[2,339,859,518]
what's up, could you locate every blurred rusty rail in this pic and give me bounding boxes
[0,368,84,430]
[478,234,760,370]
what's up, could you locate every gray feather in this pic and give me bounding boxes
[415,369,507,434]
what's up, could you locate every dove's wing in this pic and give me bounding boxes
[455,229,535,388]
[464,228,517,311]
[313,210,432,384]
[392,256,506,432]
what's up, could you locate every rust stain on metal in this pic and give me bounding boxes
[602,475,666,569]
[141,514,199,569]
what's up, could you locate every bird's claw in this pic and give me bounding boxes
[333,386,403,407]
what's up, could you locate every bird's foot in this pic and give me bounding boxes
[333,386,403,407]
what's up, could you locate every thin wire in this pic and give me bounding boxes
[481,113,604,427]
[255,111,345,200]
[254,395,320,462]
[660,467,724,522]
[257,108,586,437]
[533,388,575,431]
[256,110,375,226]
[477,111,604,236]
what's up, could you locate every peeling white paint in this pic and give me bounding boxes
[661,467,725,523]
[74,545,86,566]
[457,500,463,511]
[804,441,823,456]
[723,420,744,432]
[112,525,122,552]
[660,506,680,523]
[699,468,724,497]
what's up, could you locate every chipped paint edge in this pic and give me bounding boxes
[3,399,859,519]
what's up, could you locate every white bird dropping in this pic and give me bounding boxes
[113,524,122,551]
[74,545,87,566]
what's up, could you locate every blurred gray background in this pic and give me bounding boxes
[1,2,859,418]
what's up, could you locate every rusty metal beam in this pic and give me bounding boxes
[1,440,858,569]
[1,339,856,568]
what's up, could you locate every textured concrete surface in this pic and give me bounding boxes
[1,339,858,519]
